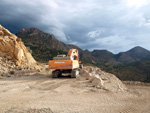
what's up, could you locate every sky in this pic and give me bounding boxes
[0,0,150,53]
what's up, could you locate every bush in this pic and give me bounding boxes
[9,70,15,75]
[0,73,4,76]
[46,68,50,71]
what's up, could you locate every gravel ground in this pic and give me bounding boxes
[0,70,150,113]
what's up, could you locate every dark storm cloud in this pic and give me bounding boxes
[0,0,150,53]
[0,0,44,32]
[0,0,67,40]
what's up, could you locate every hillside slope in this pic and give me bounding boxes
[16,28,98,63]
[116,46,150,64]
[91,46,150,65]
[90,47,150,82]
[91,50,116,64]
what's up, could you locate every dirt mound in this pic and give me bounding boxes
[79,66,127,92]
[0,25,40,75]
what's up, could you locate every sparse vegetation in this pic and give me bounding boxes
[0,73,4,76]
[26,47,32,54]
[46,68,50,71]
[29,45,67,63]
[97,60,150,83]
[9,70,15,75]
[36,62,40,65]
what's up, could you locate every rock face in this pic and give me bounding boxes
[0,25,36,73]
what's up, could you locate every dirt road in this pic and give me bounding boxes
[0,73,150,113]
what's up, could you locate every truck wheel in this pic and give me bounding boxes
[71,70,76,78]
[71,69,79,78]
[52,71,59,78]
[79,64,83,69]
[58,71,62,77]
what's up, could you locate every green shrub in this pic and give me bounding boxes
[0,73,4,76]
[9,70,15,75]
[46,68,50,71]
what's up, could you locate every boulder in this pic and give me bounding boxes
[91,74,104,87]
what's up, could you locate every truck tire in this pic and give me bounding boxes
[52,71,60,78]
[79,64,83,69]
[71,69,79,78]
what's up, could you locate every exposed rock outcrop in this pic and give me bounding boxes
[0,25,37,74]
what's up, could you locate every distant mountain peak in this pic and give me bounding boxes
[18,27,43,34]
[92,49,113,55]
[17,27,58,41]
[116,46,150,64]
[84,49,90,52]
[127,46,150,54]
[130,46,149,51]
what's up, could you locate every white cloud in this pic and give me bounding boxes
[126,0,149,8]
[87,29,105,39]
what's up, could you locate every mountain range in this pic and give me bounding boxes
[91,46,150,64]
[16,28,98,63]
[16,28,150,82]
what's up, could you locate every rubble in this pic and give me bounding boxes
[79,66,127,92]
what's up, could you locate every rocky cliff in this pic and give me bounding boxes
[0,25,37,74]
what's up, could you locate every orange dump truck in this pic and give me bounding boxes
[49,49,83,78]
